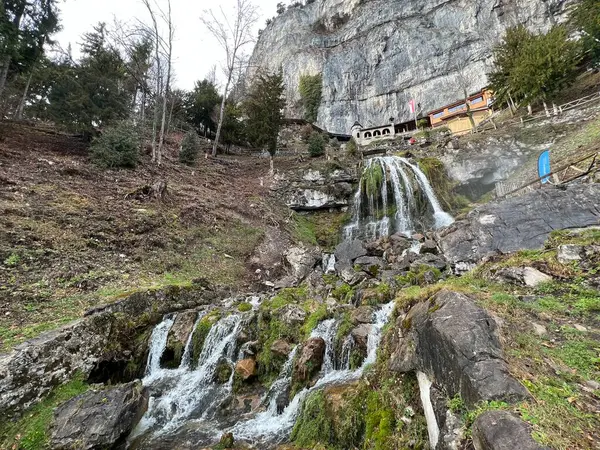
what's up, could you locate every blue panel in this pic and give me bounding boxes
[538,150,551,184]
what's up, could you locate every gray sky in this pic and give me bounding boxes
[54,0,282,90]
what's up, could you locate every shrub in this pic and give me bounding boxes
[417,118,429,130]
[180,131,201,166]
[307,131,325,157]
[90,122,139,169]
[346,137,358,157]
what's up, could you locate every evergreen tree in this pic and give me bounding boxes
[298,74,322,123]
[45,23,131,136]
[221,103,246,150]
[569,0,600,65]
[244,71,286,172]
[186,79,221,135]
[488,25,581,108]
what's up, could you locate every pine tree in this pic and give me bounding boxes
[569,0,600,66]
[488,25,581,109]
[186,79,222,135]
[244,70,286,173]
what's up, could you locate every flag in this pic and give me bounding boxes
[409,99,415,114]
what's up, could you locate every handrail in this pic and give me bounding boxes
[496,150,599,199]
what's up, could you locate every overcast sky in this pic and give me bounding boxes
[54,0,282,90]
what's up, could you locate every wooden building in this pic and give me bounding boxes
[428,89,494,135]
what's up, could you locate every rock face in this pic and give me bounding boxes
[438,184,600,269]
[249,0,568,134]
[160,310,197,368]
[274,167,356,210]
[472,410,547,450]
[50,381,149,450]
[392,290,529,407]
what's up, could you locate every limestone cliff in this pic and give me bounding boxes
[249,0,571,134]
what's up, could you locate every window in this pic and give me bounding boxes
[432,111,444,119]
[373,130,381,137]
[356,132,360,138]
[448,103,466,113]
[470,96,483,105]
[364,132,372,138]
[383,128,391,135]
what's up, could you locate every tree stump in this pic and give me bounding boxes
[125,180,168,201]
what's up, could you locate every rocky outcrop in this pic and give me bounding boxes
[274,167,356,210]
[438,184,600,270]
[160,310,197,368]
[235,359,257,380]
[390,290,529,407]
[250,0,568,134]
[0,285,217,421]
[50,381,148,450]
[472,411,547,450]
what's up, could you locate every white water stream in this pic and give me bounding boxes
[344,156,454,240]
[133,302,395,447]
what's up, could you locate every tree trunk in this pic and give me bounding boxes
[269,154,274,176]
[543,101,550,117]
[157,1,173,166]
[15,70,33,119]
[464,89,476,133]
[212,72,232,157]
[527,104,532,115]
[0,57,11,99]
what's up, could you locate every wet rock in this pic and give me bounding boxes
[275,384,292,414]
[275,304,307,325]
[161,310,197,369]
[412,233,425,242]
[398,290,529,407]
[354,256,386,276]
[472,410,547,450]
[350,324,371,352]
[495,267,552,287]
[337,262,368,285]
[410,253,447,271]
[439,184,600,268]
[271,339,293,358]
[420,240,439,255]
[214,359,234,384]
[334,239,367,263]
[294,337,326,382]
[235,359,257,380]
[557,244,583,264]
[365,239,385,257]
[50,381,148,450]
[351,306,375,324]
[284,246,320,282]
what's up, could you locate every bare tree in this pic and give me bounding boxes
[201,0,259,157]
[142,0,174,165]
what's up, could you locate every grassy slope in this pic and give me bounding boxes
[0,123,289,352]
[395,229,600,449]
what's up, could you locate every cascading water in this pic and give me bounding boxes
[145,314,175,379]
[344,156,454,240]
[132,313,243,440]
[231,301,395,446]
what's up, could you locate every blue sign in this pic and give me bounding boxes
[538,150,551,184]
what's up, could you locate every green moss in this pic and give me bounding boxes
[237,302,252,312]
[0,373,89,449]
[264,286,309,310]
[364,391,396,450]
[190,313,219,369]
[291,390,333,447]
[396,265,442,287]
[291,213,318,246]
[331,283,354,303]
[362,162,384,198]
[302,305,329,338]
[447,393,466,414]
[418,157,470,213]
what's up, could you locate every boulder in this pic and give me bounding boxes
[51,381,148,450]
[438,184,600,268]
[495,267,552,287]
[160,310,197,369]
[354,256,386,276]
[557,244,583,264]
[275,304,307,325]
[294,337,326,381]
[284,246,320,281]
[410,253,447,271]
[395,290,529,407]
[350,324,371,352]
[365,239,385,257]
[235,359,257,380]
[472,411,547,450]
[420,240,439,255]
[351,306,374,324]
[334,239,367,263]
[271,339,293,358]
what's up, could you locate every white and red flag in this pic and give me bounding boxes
[409,99,415,114]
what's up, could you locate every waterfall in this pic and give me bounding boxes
[145,314,176,378]
[134,313,243,437]
[344,156,454,240]
[179,312,205,369]
[231,302,395,446]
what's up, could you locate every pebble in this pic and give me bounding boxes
[573,324,588,332]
